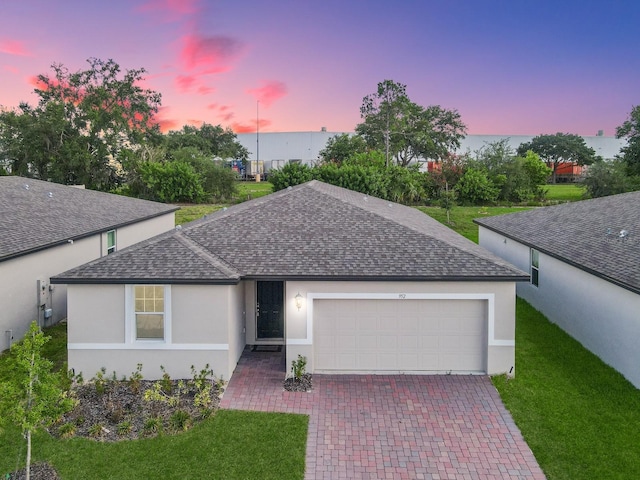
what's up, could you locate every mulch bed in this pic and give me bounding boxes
[6,462,60,480]
[53,377,223,442]
[283,373,313,392]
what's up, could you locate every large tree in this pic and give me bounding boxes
[317,133,367,165]
[165,123,249,161]
[516,132,598,183]
[0,58,162,190]
[616,105,640,176]
[356,80,466,167]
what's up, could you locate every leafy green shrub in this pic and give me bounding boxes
[169,410,191,432]
[128,363,144,395]
[58,422,76,438]
[135,161,206,203]
[117,420,132,436]
[291,355,307,380]
[88,423,104,438]
[269,162,313,190]
[456,168,499,204]
[143,416,162,436]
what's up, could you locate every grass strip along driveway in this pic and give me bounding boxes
[493,300,640,480]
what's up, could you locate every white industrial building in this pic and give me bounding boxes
[236,131,627,173]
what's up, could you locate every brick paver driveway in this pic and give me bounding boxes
[220,347,545,479]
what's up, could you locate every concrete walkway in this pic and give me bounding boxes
[220,347,546,479]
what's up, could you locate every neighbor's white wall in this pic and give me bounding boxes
[479,226,640,389]
[0,212,175,351]
[283,280,516,376]
[0,235,99,350]
[66,283,236,380]
[101,212,175,256]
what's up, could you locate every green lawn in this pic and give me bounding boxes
[418,206,532,242]
[0,323,308,480]
[174,181,273,226]
[544,183,586,202]
[175,204,225,225]
[493,300,640,480]
[236,181,273,200]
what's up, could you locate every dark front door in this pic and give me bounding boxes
[256,281,284,340]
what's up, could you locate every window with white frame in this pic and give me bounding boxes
[530,249,540,287]
[134,285,166,340]
[107,229,117,254]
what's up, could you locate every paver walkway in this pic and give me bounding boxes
[220,347,546,479]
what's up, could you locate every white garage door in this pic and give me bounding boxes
[314,299,486,373]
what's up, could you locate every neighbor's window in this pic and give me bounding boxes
[134,285,165,339]
[107,229,116,255]
[530,249,540,287]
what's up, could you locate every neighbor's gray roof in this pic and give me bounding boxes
[53,180,528,284]
[0,176,178,261]
[474,191,640,294]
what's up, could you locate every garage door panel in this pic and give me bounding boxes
[398,353,419,370]
[314,299,486,373]
[358,334,378,349]
[398,335,418,349]
[335,335,356,350]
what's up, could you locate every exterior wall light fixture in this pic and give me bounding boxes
[295,292,303,311]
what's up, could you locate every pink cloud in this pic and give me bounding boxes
[153,106,179,132]
[180,33,243,74]
[231,119,271,134]
[0,38,32,56]
[136,0,199,21]
[175,74,197,92]
[3,65,19,74]
[219,112,234,122]
[197,85,215,95]
[207,103,218,110]
[247,80,288,107]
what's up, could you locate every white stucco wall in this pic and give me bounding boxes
[479,226,640,388]
[283,280,517,376]
[66,282,240,380]
[0,212,175,351]
[100,213,176,257]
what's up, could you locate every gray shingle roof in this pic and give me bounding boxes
[0,176,178,261]
[53,180,528,284]
[474,191,640,294]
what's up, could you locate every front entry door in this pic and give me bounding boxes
[256,281,284,340]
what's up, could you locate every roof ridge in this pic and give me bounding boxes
[307,181,526,274]
[175,232,241,279]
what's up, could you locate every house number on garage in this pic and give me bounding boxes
[398,294,407,299]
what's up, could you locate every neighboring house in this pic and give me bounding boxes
[475,192,640,388]
[0,176,178,350]
[52,181,528,380]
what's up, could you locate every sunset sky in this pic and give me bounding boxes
[1,0,638,136]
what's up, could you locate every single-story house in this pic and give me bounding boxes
[475,191,640,388]
[0,176,178,350]
[52,180,528,380]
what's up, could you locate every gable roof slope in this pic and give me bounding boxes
[53,180,528,284]
[0,176,178,261]
[474,191,640,294]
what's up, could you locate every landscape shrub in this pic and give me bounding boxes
[456,168,499,204]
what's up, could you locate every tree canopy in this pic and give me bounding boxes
[165,123,249,162]
[355,80,466,167]
[317,133,367,165]
[516,132,598,183]
[0,58,162,191]
[616,105,640,176]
